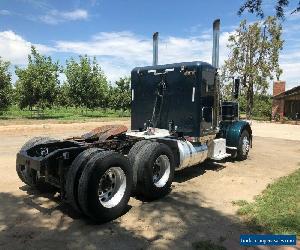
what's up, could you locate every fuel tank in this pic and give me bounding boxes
[176,140,208,170]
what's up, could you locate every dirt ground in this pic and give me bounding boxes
[0,119,299,250]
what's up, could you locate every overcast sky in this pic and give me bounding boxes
[0,0,299,90]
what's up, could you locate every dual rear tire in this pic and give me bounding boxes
[67,150,132,222]
[67,141,175,222]
[128,141,175,200]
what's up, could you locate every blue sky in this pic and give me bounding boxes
[0,0,299,90]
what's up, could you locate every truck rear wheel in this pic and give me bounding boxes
[77,151,132,222]
[127,140,151,192]
[16,137,58,193]
[236,130,250,160]
[65,148,103,213]
[134,142,175,200]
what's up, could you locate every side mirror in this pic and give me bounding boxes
[233,78,240,99]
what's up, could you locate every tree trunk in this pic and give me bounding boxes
[246,80,254,119]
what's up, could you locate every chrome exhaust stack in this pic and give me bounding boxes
[212,19,220,68]
[153,32,159,66]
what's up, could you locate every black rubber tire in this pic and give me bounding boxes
[65,148,103,213]
[20,137,57,151]
[77,151,132,223]
[16,162,29,184]
[127,140,151,192]
[134,142,175,200]
[16,137,58,193]
[236,130,250,160]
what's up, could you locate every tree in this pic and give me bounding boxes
[110,77,131,111]
[238,0,300,19]
[0,57,12,111]
[222,17,283,118]
[15,46,60,110]
[64,56,109,109]
[252,94,272,119]
[55,82,71,107]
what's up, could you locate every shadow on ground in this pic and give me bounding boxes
[0,191,247,250]
[0,170,268,250]
[2,148,297,250]
[174,160,226,183]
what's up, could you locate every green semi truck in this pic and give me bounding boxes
[16,19,252,222]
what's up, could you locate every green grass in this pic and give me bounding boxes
[0,105,130,121]
[232,200,248,206]
[239,112,271,121]
[235,169,300,235]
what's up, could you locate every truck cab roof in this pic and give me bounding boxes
[131,61,215,73]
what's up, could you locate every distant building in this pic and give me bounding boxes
[272,81,300,120]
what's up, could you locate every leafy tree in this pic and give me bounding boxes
[238,0,300,19]
[55,82,71,107]
[0,57,12,111]
[220,78,272,119]
[252,94,272,119]
[15,46,60,110]
[222,17,283,118]
[110,77,131,111]
[107,84,115,110]
[64,56,109,109]
[219,68,235,101]
[234,93,272,119]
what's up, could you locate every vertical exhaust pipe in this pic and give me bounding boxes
[153,32,159,66]
[212,19,220,68]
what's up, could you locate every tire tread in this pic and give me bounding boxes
[134,142,175,200]
[77,151,132,222]
[66,148,103,213]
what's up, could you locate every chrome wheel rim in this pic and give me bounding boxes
[242,136,250,155]
[98,167,126,208]
[152,155,170,188]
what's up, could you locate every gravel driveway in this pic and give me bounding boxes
[0,120,299,250]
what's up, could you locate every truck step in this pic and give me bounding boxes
[211,152,231,161]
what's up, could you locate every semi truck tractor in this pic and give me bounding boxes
[16,19,252,222]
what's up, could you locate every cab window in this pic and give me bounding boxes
[202,70,215,93]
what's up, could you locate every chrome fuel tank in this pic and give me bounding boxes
[176,140,208,170]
